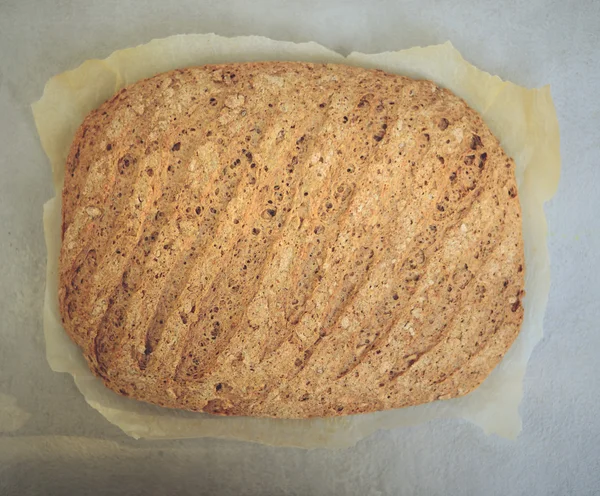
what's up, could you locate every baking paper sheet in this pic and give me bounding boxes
[32,34,560,448]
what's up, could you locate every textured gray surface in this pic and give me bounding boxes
[0,0,599,494]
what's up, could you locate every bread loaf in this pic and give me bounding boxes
[59,62,525,418]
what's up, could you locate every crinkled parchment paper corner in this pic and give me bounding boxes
[32,33,560,448]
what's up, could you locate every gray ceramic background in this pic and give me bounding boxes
[0,1,598,494]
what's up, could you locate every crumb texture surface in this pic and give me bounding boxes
[59,62,524,418]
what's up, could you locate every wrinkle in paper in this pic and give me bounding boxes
[33,34,560,448]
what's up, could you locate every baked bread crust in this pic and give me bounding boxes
[59,62,525,418]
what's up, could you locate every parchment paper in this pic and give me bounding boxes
[32,34,560,448]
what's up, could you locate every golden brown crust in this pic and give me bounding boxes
[59,62,525,418]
